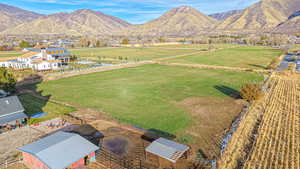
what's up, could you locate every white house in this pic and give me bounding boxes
[0,48,70,71]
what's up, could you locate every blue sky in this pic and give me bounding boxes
[1,0,260,24]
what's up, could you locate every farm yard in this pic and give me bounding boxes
[2,43,286,168]
[21,64,263,158]
[163,46,282,69]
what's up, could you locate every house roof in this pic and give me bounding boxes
[19,52,39,58]
[0,96,27,124]
[18,131,99,169]
[145,138,189,163]
[0,96,25,116]
[0,56,18,62]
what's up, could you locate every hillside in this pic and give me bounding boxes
[120,6,217,37]
[273,14,300,34]
[0,3,42,32]
[2,9,131,36]
[215,0,300,32]
[209,10,242,20]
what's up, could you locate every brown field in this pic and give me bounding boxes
[218,73,300,169]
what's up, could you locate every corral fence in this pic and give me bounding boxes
[95,147,158,169]
[63,114,87,125]
[0,158,22,169]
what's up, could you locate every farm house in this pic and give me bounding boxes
[18,131,99,169]
[145,138,190,169]
[0,96,27,126]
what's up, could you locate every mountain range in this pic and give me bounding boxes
[0,0,299,36]
[2,9,130,36]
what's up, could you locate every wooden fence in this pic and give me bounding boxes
[96,147,158,169]
[0,158,22,169]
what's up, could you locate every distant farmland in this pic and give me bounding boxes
[27,64,263,158]
[163,46,282,69]
[70,47,200,61]
[0,51,23,58]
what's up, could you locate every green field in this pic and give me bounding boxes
[70,47,199,61]
[153,43,239,49]
[29,64,263,133]
[164,46,282,69]
[0,51,22,58]
[19,94,76,124]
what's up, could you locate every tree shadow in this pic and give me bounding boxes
[214,85,241,99]
[64,124,104,146]
[141,128,176,142]
[248,64,267,69]
[16,74,51,121]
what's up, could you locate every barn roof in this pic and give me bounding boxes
[145,138,189,163]
[0,96,27,124]
[18,131,99,169]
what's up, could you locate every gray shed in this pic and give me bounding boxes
[18,131,99,169]
[0,96,27,125]
[145,137,190,163]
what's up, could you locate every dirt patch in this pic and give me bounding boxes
[103,136,134,157]
[176,97,246,159]
[177,97,245,117]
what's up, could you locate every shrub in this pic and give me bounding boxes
[240,83,264,102]
[0,67,16,92]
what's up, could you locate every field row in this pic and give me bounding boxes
[217,73,300,169]
[243,74,300,169]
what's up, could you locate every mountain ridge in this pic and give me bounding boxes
[119,6,217,36]
[2,9,131,36]
[215,0,300,32]
[209,10,242,20]
[0,3,42,32]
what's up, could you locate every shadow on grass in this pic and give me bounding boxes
[141,128,176,142]
[17,74,51,123]
[248,64,267,69]
[214,85,241,99]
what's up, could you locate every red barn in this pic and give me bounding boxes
[18,131,99,169]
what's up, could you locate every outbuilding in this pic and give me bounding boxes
[18,131,99,169]
[145,138,190,169]
[0,96,27,126]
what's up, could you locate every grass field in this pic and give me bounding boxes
[29,64,263,133]
[19,94,76,124]
[164,46,282,69]
[0,51,23,58]
[153,43,239,49]
[70,47,200,61]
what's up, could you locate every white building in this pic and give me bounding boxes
[0,48,70,71]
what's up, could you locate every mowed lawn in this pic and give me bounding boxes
[31,64,263,134]
[164,46,282,69]
[70,47,199,61]
[0,51,23,58]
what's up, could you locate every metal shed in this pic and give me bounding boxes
[146,138,190,163]
[18,131,99,169]
[0,96,27,125]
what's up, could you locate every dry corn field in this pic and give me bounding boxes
[218,73,300,169]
